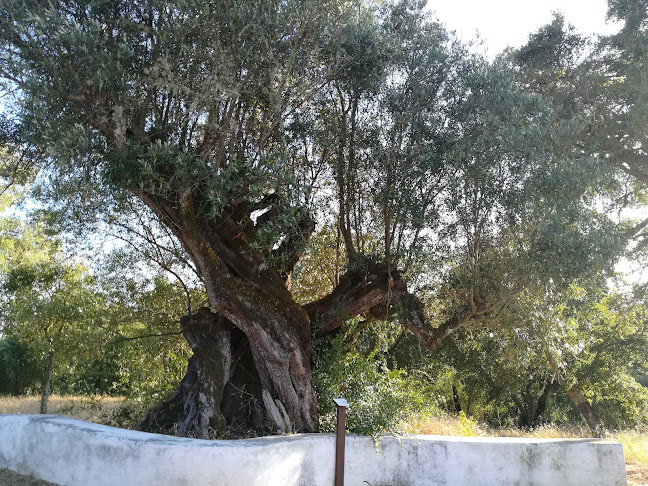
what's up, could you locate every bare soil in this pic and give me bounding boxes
[627,462,648,486]
[2,464,646,485]
[0,469,55,486]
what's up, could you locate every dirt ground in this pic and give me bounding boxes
[627,462,648,486]
[2,465,646,485]
[0,470,54,486]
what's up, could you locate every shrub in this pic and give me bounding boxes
[314,332,436,437]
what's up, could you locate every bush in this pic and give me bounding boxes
[0,338,41,395]
[313,331,436,437]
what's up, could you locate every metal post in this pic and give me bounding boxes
[333,398,348,486]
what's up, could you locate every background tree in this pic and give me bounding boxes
[532,283,648,436]
[0,219,101,413]
[0,202,198,413]
[597,0,648,186]
[0,337,41,396]
[94,251,198,403]
[432,280,648,436]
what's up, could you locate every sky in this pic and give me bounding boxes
[427,0,622,58]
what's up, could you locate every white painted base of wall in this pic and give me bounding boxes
[0,415,627,486]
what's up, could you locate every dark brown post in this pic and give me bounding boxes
[333,398,348,486]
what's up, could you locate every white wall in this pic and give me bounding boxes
[0,415,627,486]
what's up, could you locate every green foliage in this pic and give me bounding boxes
[541,285,648,430]
[291,225,344,304]
[44,269,191,402]
[0,221,108,411]
[110,335,189,402]
[457,411,479,436]
[90,255,195,401]
[0,204,194,402]
[435,279,648,432]
[0,147,36,197]
[314,324,436,437]
[0,338,41,395]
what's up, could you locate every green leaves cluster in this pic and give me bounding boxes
[314,328,435,436]
[434,280,648,431]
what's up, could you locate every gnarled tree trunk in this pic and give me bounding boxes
[140,300,317,437]
[546,352,603,438]
[140,308,232,437]
[140,256,464,438]
[137,193,319,437]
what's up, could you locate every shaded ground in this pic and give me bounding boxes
[2,465,645,485]
[0,469,55,486]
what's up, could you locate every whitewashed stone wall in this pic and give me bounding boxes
[0,415,627,486]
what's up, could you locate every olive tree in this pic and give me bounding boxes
[0,0,624,436]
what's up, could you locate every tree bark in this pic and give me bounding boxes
[305,258,483,346]
[40,348,55,414]
[134,192,319,435]
[514,379,554,428]
[452,385,462,413]
[305,260,408,336]
[564,387,603,438]
[545,352,603,438]
[140,308,232,438]
[532,380,555,425]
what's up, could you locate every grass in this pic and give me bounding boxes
[610,430,648,486]
[0,395,126,424]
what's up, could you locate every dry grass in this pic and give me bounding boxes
[409,414,648,486]
[407,414,591,439]
[609,430,648,486]
[626,462,648,486]
[0,395,125,424]
[611,430,648,466]
[405,413,474,436]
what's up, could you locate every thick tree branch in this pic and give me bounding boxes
[397,293,473,348]
[305,261,407,336]
[627,216,648,239]
[306,259,513,350]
